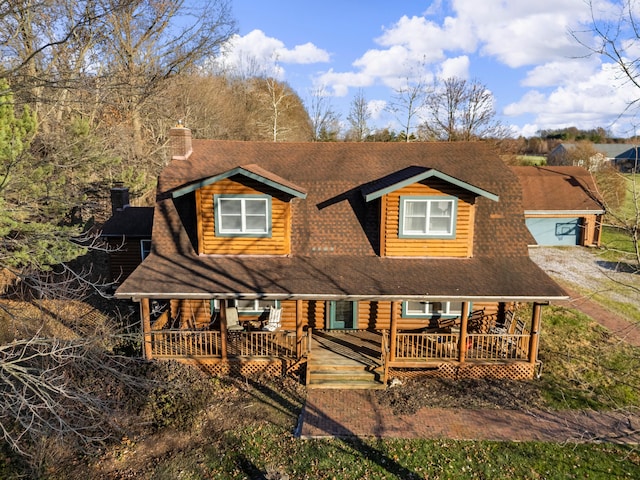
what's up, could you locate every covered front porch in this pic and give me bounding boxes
[138,298,545,385]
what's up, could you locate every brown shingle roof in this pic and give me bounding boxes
[512,166,605,213]
[100,207,154,237]
[117,141,566,301]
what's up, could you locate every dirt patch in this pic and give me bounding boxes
[375,377,545,415]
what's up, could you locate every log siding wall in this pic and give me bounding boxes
[381,180,476,257]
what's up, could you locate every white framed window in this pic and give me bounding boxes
[399,196,456,238]
[140,239,152,259]
[213,299,278,314]
[214,195,271,236]
[403,301,463,318]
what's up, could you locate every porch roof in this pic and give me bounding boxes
[116,251,567,302]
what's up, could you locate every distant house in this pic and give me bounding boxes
[548,143,639,172]
[114,127,567,387]
[99,186,154,283]
[512,166,605,247]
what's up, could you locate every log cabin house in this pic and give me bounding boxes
[115,126,568,388]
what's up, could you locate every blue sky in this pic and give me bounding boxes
[213,0,640,138]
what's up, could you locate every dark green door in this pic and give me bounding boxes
[328,301,357,329]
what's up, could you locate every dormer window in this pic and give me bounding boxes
[214,194,271,237]
[399,196,457,238]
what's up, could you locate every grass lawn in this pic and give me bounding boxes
[601,225,636,256]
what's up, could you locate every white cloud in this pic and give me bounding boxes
[367,99,387,120]
[504,61,640,136]
[521,59,601,88]
[214,30,330,77]
[438,56,470,80]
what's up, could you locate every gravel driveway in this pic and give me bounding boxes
[528,246,640,310]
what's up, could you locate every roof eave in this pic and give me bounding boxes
[115,291,568,303]
[170,166,307,199]
[364,168,499,202]
[525,209,605,215]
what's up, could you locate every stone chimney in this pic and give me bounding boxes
[110,182,130,215]
[169,122,193,161]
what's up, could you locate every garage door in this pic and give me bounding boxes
[525,218,580,246]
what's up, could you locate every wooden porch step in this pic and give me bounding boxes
[307,365,384,389]
[307,379,385,390]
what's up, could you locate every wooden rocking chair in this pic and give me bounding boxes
[262,307,282,331]
[225,307,245,332]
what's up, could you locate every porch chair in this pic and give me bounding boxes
[262,307,282,331]
[225,307,244,332]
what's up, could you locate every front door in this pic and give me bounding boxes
[328,301,357,329]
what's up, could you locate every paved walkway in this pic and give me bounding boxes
[297,390,640,443]
[559,287,640,347]
[298,291,640,443]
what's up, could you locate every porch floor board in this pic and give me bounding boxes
[308,330,384,389]
[311,330,382,368]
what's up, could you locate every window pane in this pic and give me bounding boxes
[219,199,241,214]
[427,302,444,314]
[406,301,427,314]
[245,199,266,215]
[429,217,452,234]
[220,215,242,231]
[430,201,452,217]
[257,300,275,309]
[236,299,255,310]
[405,200,427,216]
[449,302,462,314]
[246,215,267,232]
[406,217,427,233]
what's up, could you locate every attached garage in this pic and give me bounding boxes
[512,166,605,247]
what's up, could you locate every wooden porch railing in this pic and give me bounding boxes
[466,333,530,360]
[394,332,530,361]
[149,330,306,358]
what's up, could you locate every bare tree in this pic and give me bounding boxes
[307,86,340,141]
[97,0,236,157]
[387,77,428,142]
[574,2,640,267]
[346,88,371,141]
[253,77,311,142]
[419,77,506,141]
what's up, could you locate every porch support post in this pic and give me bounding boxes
[458,301,470,363]
[141,298,153,360]
[529,302,543,365]
[296,299,304,358]
[220,299,228,359]
[389,301,399,362]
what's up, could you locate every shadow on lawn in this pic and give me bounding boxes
[296,393,421,479]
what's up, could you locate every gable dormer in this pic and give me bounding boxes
[171,164,306,255]
[362,167,499,258]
